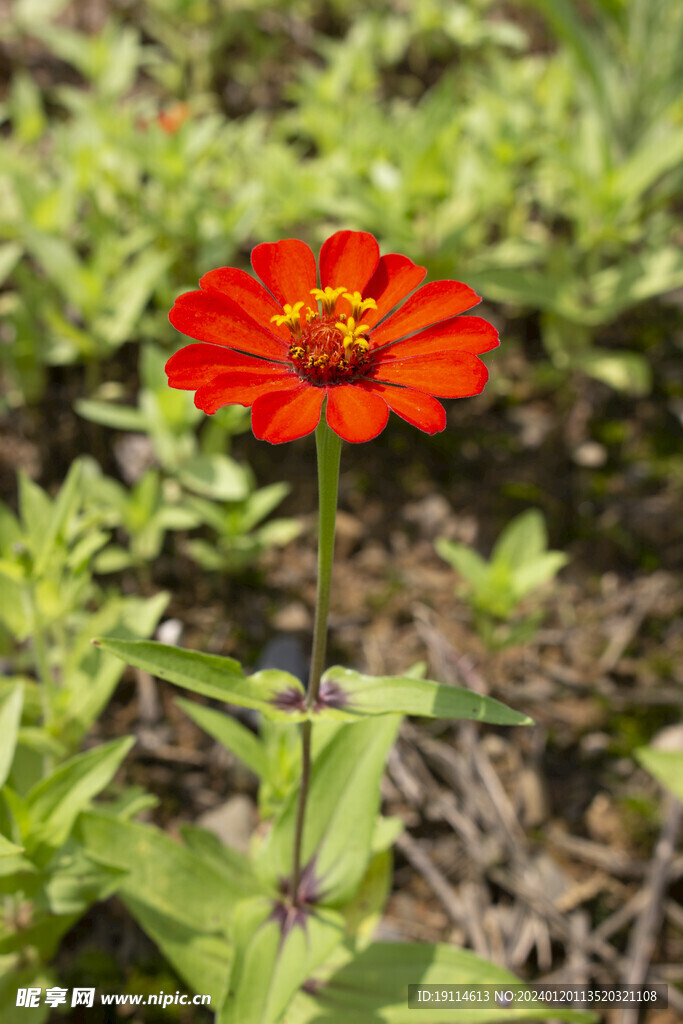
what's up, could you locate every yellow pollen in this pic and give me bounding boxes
[342,291,377,319]
[271,301,305,333]
[310,285,347,314]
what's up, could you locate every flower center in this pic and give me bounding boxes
[271,286,377,386]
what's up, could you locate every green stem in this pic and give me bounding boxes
[306,418,342,709]
[290,417,342,902]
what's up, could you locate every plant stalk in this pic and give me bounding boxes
[290,416,342,902]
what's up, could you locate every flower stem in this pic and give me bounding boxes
[290,416,342,902]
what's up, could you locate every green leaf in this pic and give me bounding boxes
[95,248,172,348]
[435,538,489,589]
[62,592,169,745]
[635,747,683,802]
[74,398,147,432]
[33,458,84,576]
[76,814,242,998]
[371,815,404,854]
[43,842,125,914]
[257,716,401,905]
[574,349,652,395]
[285,941,597,1023]
[76,811,261,934]
[123,895,233,1002]
[179,824,259,890]
[317,668,532,726]
[242,483,291,530]
[0,684,24,788]
[92,639,308,721]
[0,242,22,286]
[176,698,268,779]
[219,897,344,1024]
[18,473,52,553]
[25,736,134,852]
[23,232,91,311]
[0,963,54,1024]
[0,573,30,640]
[177,454,250,501]
[492,510,546,569]
[0,834,25,857]
[340,849,393,945]
[512,552,568,600]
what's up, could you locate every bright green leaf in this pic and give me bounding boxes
[93,639,307,721]
[635,747,683,802]
[492,510,547,569]
[257,716,401,905]
[77,811,260,934]
[25,736,134,851]
[318,668,532,726]
[435,539,489,589]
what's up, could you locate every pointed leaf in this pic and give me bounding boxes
[435,538,489,589]
[317,668,532,726]
[33,458,83,576]
[492,510,546,569]
[257,717,401,905]
[512,552,568,600]
[176,698,268,778]
[25,736,134,851]
[92,639,307,720]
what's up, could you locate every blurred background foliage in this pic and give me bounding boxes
[1,0,681,405]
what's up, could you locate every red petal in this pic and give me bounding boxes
[166,343,291,389]
[200,267,290,341]
[362,381,446,434]
[319,231,379,294]
[169,291,289,361]
[251,384,324,444]
[369,280,481,346]
[325,384,389,443]
[251,239,317,308]
[195,373,296,414]
[362,254,426,328]
[375,316,499,360]
[372,350,489,398]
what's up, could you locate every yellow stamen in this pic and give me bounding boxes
[310,285,347,314]
[271,301,305,333]
[336,316,370,352]
[342,291,377,319]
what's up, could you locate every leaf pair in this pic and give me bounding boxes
[93,638,532,727]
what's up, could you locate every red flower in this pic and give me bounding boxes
[166,231,498,444]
